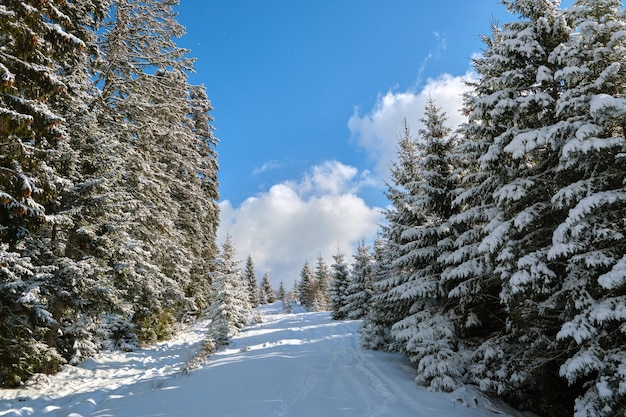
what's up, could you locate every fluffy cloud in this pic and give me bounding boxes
[293,161,377,196]
[348,71,476,178]
[218,161,382,289]
[218,72,477,290]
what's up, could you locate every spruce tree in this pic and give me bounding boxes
[0,0,107,385]
[371,121,425,336]
[312,255,331,311]
[298,261,316,308]
[438,20,505,362]
[360,237,397,351]
[291,278,301,304]
[277,280,288,308]
[0,0,220,380]
[40,0,119,365]
[454,1,573,413]
[243,255,259,308]
[342,239,374,320]
[0,249,65,387]
[277,280,285,301]
[388,101,461,392]
[93,0,219,342]
[206,236,250,345]
[259,273,276,304]
[0,0,84,247]
[329,249,350,320]
[546,1,626,415]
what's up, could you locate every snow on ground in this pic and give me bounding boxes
[0,303,530,417]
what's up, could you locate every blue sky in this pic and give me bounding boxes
[175,1,515,287]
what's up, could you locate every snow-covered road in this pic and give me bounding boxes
[0,304,523,417]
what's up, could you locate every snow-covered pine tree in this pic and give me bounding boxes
[259,273,276,304]
[388,100,461,392]
[369,121,425,338]
[51,12,140,350]
[206,236,250,345]
[243,255,260,308]
[0,0,83,248]
[0,0,107,384]
[35,0,122,366]
[436,20,512,402]
[278,281,293,312]
[360,237,397,351]
[277,280,286,302]
[341,240,374,319]
[0,246,66,387]
[86,0,181,344]
[329,249,350,320]
[545,2,626,415]
[93,0,219,342]
[312,255,331,311]
[258,279,267,305]
[298,261,316,309]
[291,277,301,304]
[168,80,219,316]
[455,1,574,413]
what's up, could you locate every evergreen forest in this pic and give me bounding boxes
[335,1,626,416]
[1,0,219,387]
[1,1,626,417]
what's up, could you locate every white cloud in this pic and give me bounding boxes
[416,32,447,85]
[219,70,478,291]
[218,160,382,289]
[348,71,477,179]
[433,31,447,52]
[293,160,376,197]
[252,159,282,175]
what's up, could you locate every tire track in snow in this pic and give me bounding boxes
[270,313,399,417]
[272,312,345,417]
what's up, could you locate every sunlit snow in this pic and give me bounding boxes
[0,304,529,417]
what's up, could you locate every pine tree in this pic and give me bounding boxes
[206,236,250,345]
[57,53,138,351]
[0,246,65,387]
[360,237,397,351]
[298,261,316,308]
[389,100,461,392]
[277,280,292,312]
[312,255,331,311]
[291,278,301,304]
[1,0,220,380]
[329,249,350,320]
[0,0,84,248]
[170,79,219,315]
[435,20,512,402]
[438,19,505,335]
[39,0,120,366]
[0,0,108,385]
[454,1,574,413]
[243,255,259,308]
[277,281,285,301]
[259,273,276,304]
[93,0,219,342]
[545,1,626,415]
[342,239,374,319]
[370,121,424,335]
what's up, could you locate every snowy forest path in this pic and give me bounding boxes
[0,303,516,417]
